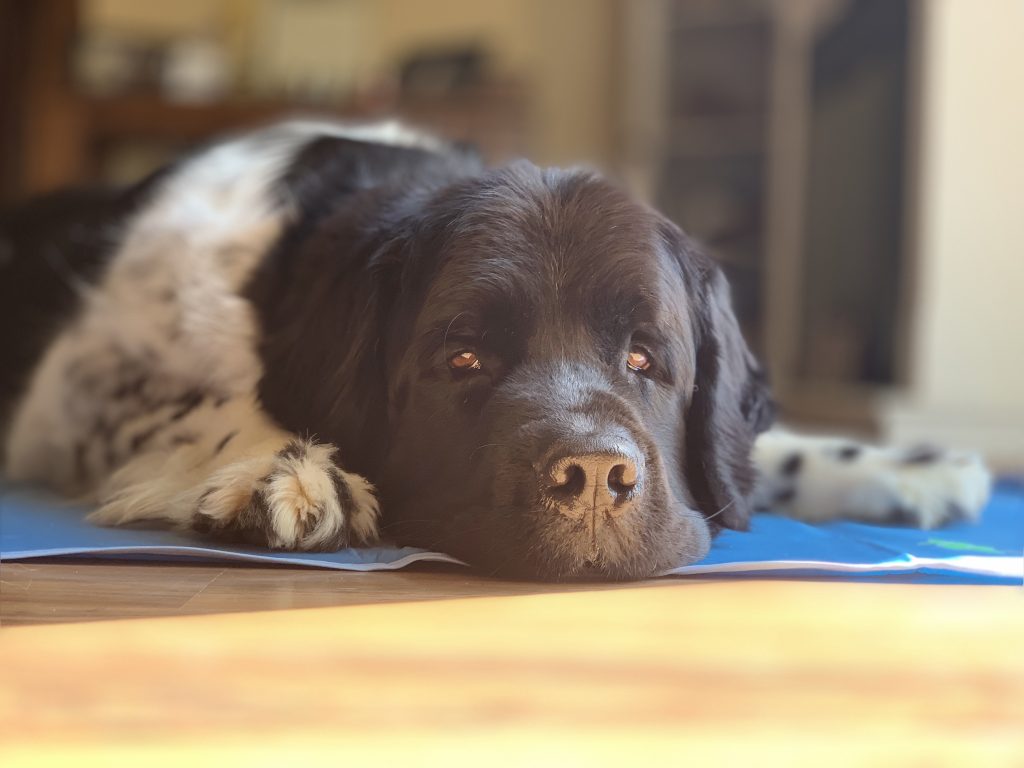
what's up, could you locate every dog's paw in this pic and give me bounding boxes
[193,440,380,550]
[885,448,992,528]
[754,431,993,528]
[848,447,992,529]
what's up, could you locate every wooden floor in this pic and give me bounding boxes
[0,559,613,625]
[1,560,1023,765]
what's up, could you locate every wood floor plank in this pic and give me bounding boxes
[0,559,640,625]
[1,560,222,624]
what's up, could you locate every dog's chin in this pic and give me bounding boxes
[384,493,713,582]
[482,540,705,582]
[441,509,713,583]
[492,555,659,583]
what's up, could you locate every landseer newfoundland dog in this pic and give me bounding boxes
[0,121,989,580]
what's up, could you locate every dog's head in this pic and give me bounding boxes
[362,162,772,580]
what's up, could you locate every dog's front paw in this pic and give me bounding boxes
[865,447,992,529]
[193,440,380,550]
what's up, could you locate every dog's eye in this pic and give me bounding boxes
[449,350,483,372]
[626,347,652,373]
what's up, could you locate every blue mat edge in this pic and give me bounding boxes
[3,479,1022,585]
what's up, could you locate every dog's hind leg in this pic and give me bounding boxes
[87,396,380,551]
[751,429,992,528]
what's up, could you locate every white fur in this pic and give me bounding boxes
[267,118,443,152]
[343,472,383,543]
[87,397,284,522]
[4,120,402,548]
[5,127,291,489]
[753,429,992,528]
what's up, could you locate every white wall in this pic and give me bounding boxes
[884,0,1024,465]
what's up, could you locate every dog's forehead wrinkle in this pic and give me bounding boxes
[447,163,656,263]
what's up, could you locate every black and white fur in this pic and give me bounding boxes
[0,120,990,578]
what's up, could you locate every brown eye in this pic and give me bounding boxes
[626,348,651,372]
[449,350,482,372]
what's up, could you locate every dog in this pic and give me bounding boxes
[0,120,991,580]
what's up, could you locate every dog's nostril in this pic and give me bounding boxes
[607,461,637,498]
[549,462,586,500]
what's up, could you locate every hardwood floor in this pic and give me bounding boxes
[0,558,636,625]
[1,559,1022,765]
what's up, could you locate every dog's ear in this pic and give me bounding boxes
[668,229,774,531]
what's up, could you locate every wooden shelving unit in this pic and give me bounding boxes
[2,0,527,198]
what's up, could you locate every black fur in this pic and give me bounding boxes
[246,138,481,480]
[781,453,805,477]
[902,444,941,465]
[248,144,773,580]
[213,431,238,455]
[837,444,862,461]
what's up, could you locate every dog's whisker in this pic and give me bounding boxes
[441,311,466,361]
[486,549,519,578]
[469,442,508,460]
[702,499,736,523]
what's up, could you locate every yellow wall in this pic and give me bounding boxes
[885,0,1024,463]
[338,0,616,165]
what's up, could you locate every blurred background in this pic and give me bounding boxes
[1,0,1020,467]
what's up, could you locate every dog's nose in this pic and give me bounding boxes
[543,451,642,514]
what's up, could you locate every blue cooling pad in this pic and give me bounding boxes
[2,480,1021,583]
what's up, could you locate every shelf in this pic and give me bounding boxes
[85,93,301,142]
[80,82,527,160]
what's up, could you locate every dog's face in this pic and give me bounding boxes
[373,164,772,580]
